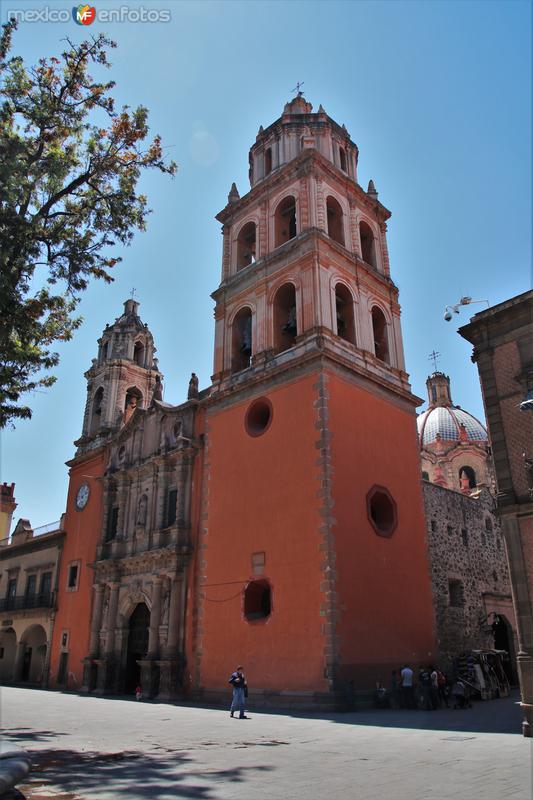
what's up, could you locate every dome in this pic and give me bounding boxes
[417,405,488,446]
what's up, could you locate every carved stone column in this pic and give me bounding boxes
[147,577,163,656]
[89,584,105,656]
[158,574,185,700]
[95,581,120,694]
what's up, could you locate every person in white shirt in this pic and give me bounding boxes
[400,664,414,708]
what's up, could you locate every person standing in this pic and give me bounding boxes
[400,664,414,709]
[229,665,248,719]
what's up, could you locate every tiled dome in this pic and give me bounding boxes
[417,405,488,446]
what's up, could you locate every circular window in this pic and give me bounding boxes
[366,486,397,538]
[245,398,273,437]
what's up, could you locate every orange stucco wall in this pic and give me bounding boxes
[197,374,328,693]
[327,372,437,684]
[48,449,105,689]
[197,367,436,695]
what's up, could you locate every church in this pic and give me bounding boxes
[36,94,510,706]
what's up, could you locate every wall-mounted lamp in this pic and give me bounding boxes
[444,296,490,322]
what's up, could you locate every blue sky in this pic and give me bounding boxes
[1,0,531,527]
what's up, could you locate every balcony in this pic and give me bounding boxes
[0,593,55,612]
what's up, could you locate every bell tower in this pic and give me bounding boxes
[196,96,436,707]
[77,299,163,453]
[211,93,408,393]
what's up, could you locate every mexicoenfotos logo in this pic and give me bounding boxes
[73,5,96,25]
[8,5,171,23]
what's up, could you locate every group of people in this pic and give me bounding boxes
[387,665,471,710]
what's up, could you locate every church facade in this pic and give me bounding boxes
[44,95,518,706]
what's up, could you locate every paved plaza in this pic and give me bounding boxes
[0,687,531,800]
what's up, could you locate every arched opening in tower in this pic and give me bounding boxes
[90,387,104,435]
[231,307,253,373]
[264,147,272,176]
[359,221,376,268]
[371,307,390,364]
[273,283,297,353]
[133,341,145,367]
[236,222,257,271]
[339,146,347,172]
[327,196,345,246]
[334,284,356,345]
[275,196,297,248]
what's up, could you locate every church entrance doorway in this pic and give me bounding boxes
[493,614,518,685]
[125,603,149,694]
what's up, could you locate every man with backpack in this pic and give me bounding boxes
[229,665,249,719]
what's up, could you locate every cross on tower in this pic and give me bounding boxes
[292,81,305,97]
[428,350,441,372]
[130,287,137,300]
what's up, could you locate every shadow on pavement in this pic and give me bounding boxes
[0,728,71,743]
[19,748,274,800]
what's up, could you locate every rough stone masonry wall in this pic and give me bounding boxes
[422,482,511,669]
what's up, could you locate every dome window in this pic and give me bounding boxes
[459,466,476,489]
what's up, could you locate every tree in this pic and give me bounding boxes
[0,20,176,427]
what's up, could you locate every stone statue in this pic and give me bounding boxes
[136,494,147,527]
[152,375,163,403]
[188,373,199,400]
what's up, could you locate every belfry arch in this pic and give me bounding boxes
[359,220,377,268]
[326,196,345,246]
[236,221,257,270]
[334,283,356,345]
[231,307,253,373]
[273,283,298,353]
[371,306,390,364]
[274,196,297,248]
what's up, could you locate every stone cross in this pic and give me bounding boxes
[292,81,304,97]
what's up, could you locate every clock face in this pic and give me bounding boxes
[76,483,90,510]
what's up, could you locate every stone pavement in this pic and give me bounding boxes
[0,687,531,800]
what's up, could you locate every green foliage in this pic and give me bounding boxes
[0,20,176,427]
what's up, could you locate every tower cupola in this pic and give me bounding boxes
[77,299,163,452]
[248,95,359,187]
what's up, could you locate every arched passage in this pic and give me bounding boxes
[371,306,390,364]
[359,221,376,268]
[19,624,47,684]
[273,283,297,353]
[326,197,345,246]
[274,196,297,248]
[0,628,17,683]
[334,284,356,345]
[231,307,253,373]
[125,603,150,694]
[236,222,257,270]
[493,614,518,685]
[125,386,143,412]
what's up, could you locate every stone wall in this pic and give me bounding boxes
[422,482,515,669]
